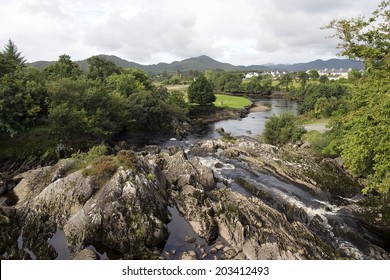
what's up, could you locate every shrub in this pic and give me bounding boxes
[116,150,137,170]
[83,155,117,185]
[263,112,306,146]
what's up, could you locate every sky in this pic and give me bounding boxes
[0,0,381,65]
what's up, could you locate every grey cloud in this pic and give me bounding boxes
[83,8,214,62]
[21,0,68,20]
[0,0,380,65]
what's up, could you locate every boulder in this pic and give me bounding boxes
[11,154,170,259]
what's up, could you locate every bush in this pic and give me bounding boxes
[302,131,331,157]
[263,112,306,146]
[83,155,118,185]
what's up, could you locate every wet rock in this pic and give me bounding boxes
[173,120,192,140]
[172,185,218,241]
[185,236,196,243]
[212,188,338,260]
[190,140,229,157]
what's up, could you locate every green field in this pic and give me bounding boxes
[213,94,252,109]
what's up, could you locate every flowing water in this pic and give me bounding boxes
[163,97,388,259]
[6,98,388,259]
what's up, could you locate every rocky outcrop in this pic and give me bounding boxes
[155,150,218,241]
[211,188,337,259]
[156,146,338,259]
[218,139,361,202]
[1,137,389,260]
[6,153,170,259]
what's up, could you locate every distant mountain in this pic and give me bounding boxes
[146,55,243,73]
[29,55,364,74]
[265,59,364,72]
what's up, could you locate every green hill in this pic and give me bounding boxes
[28,55,363,74]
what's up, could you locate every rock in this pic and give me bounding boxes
[13,154,170,259]
[210,248,218,254]
[172,185,218,241]
[72,249,98,260]
[159,149,215,191]
[181,251,197,260]
[223,248,237,259]
[212,188,338,260]
[173,120,192,139]
[185,236,196,243]
[51,159,75,182]
[190,140,229,157]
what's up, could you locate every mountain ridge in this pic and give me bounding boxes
[29,55,364,74]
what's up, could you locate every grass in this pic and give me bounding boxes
[213,94,252,109]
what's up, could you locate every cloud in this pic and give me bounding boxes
[0,0,383,65]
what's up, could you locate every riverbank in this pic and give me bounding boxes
[2,137,389,260]
[1,97,389,260]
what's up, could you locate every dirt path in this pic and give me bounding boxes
[304,123,329,133]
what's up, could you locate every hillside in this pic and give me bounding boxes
[28,55,364,74]
[266,59,364,72]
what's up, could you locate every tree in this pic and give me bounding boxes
[298,83,348,115]
[324,0,390,193]
[308,70,320,80]
[0,39,26,76]
[348,69,363,82]
[187,74,215,105]
[297,71,310,88]
[279,73,293,91]
[0,50,47,136]
[86,56,121,81]
[107,73,145,97]
[44,55,82,80]
[323,0,389,72]
[319,75,329,83]
[47,78,127,139]
[127,91,166,131]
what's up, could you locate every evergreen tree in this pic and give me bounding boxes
[187,74,215,105]
[0,39,26,76]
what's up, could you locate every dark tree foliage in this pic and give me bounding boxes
[0,39,26,76]
[87,56,121,81]
[44,55,82,80]
[298,83,348,115]
[0,40,189,160]
[0,41,47,136]
[47,78,127,140]
[188,74,215,105]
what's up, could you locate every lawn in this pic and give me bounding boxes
[213,94,252,109]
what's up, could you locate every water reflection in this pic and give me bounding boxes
[191,98,298,141]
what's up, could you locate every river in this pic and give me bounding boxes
[7,98,389,260]
[161,97,388,260]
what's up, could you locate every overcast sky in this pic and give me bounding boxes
[0,0,381,65]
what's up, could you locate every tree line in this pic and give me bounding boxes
[0,43,188,160]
